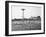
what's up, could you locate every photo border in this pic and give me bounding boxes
[5,1,45,36]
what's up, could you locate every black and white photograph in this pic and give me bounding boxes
[5,1,45,36]
[12,5,41,31]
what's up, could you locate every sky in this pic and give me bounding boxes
[11,5,41,19]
